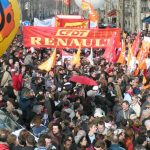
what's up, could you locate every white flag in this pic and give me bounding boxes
[62,50,73,62]
[87,48,94,65]
[34,18,55,27]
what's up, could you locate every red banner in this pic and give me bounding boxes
[23,26,121,49]
[103,33,117,63]
[132,32,141,56]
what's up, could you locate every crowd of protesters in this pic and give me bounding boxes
[0,32,150,150]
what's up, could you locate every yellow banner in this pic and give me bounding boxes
[64,21,89,28]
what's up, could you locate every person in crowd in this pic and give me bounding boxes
[75,130,87,150]
[1,32,150,150]
[61,135,76,150]
[19,89,36,129]
[72,96,83,112]
[40,134,57,150]
[2,80,16,100]
[116,101,136,126]
[106,82,116,107]
[104,115,117,131]
[11,68,23,97]
[74,109,88,129]
[0,129,10,150]
[124,128,134,150]
[7,134,17,150]
[144,119,150,131]
[0,92,6,108]
[62,100,75,121]
[1,65,12,87]
[141,94,150,112]
[123,85,133,104]
[134,145,146,150]
[130,95,141,118]
[94,140,107,150]
[8,58,14,69]
[34,136,47,150]
[48,123,62,149]
[114,129,125,148]
[97,120,108,136]
[24,50,33,67]
[22,134,36,150]
[141,104,150,122]
[108,133,125,150]
[86,122,97,148]
[12,129,30,150]
[135,134,148,149]
[31,116,48,137]
[51,111,62,124]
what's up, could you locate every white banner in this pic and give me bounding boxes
[62,51,73,62]
[33,18,55,27]
[143,36,150,43]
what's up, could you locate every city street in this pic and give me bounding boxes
[0,0,150,150]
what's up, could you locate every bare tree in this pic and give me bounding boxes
[20,0,80,20]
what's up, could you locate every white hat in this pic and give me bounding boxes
[87,90,97,97]
[11,69,16,72]
[130,114,137,120]
[30,47,35,53]
[144,119,150,127]
[92,86,99,91]
[114,129,125,135]
[94,108,105,117]
[74,130,86,144]
[57,61,62,66]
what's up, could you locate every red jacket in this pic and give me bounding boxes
[125,138,134,150]
[0,144,10,150]
[12,73,23,91]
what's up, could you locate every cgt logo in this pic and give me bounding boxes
[56,29,90,37]
[0,0,15,41]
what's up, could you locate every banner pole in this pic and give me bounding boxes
[68,0,71,15]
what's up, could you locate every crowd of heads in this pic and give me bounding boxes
[0,33,150,149]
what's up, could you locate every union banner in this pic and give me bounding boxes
[55,15,89,28]
[23,26,121,48]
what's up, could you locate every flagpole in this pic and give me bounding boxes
[56,0,58,15]
[68,0,71,15]
[61,0,63,14]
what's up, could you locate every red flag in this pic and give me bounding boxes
[132,32,140,56]
[143,69,148,85]
[103,33,117,63]
[64,0,70,6]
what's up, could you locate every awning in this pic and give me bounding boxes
[142,16,150,24]
[107,9,117,17]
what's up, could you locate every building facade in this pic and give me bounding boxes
[20,0,150,32]
[104,0,150,33]
[20,0,80,21]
